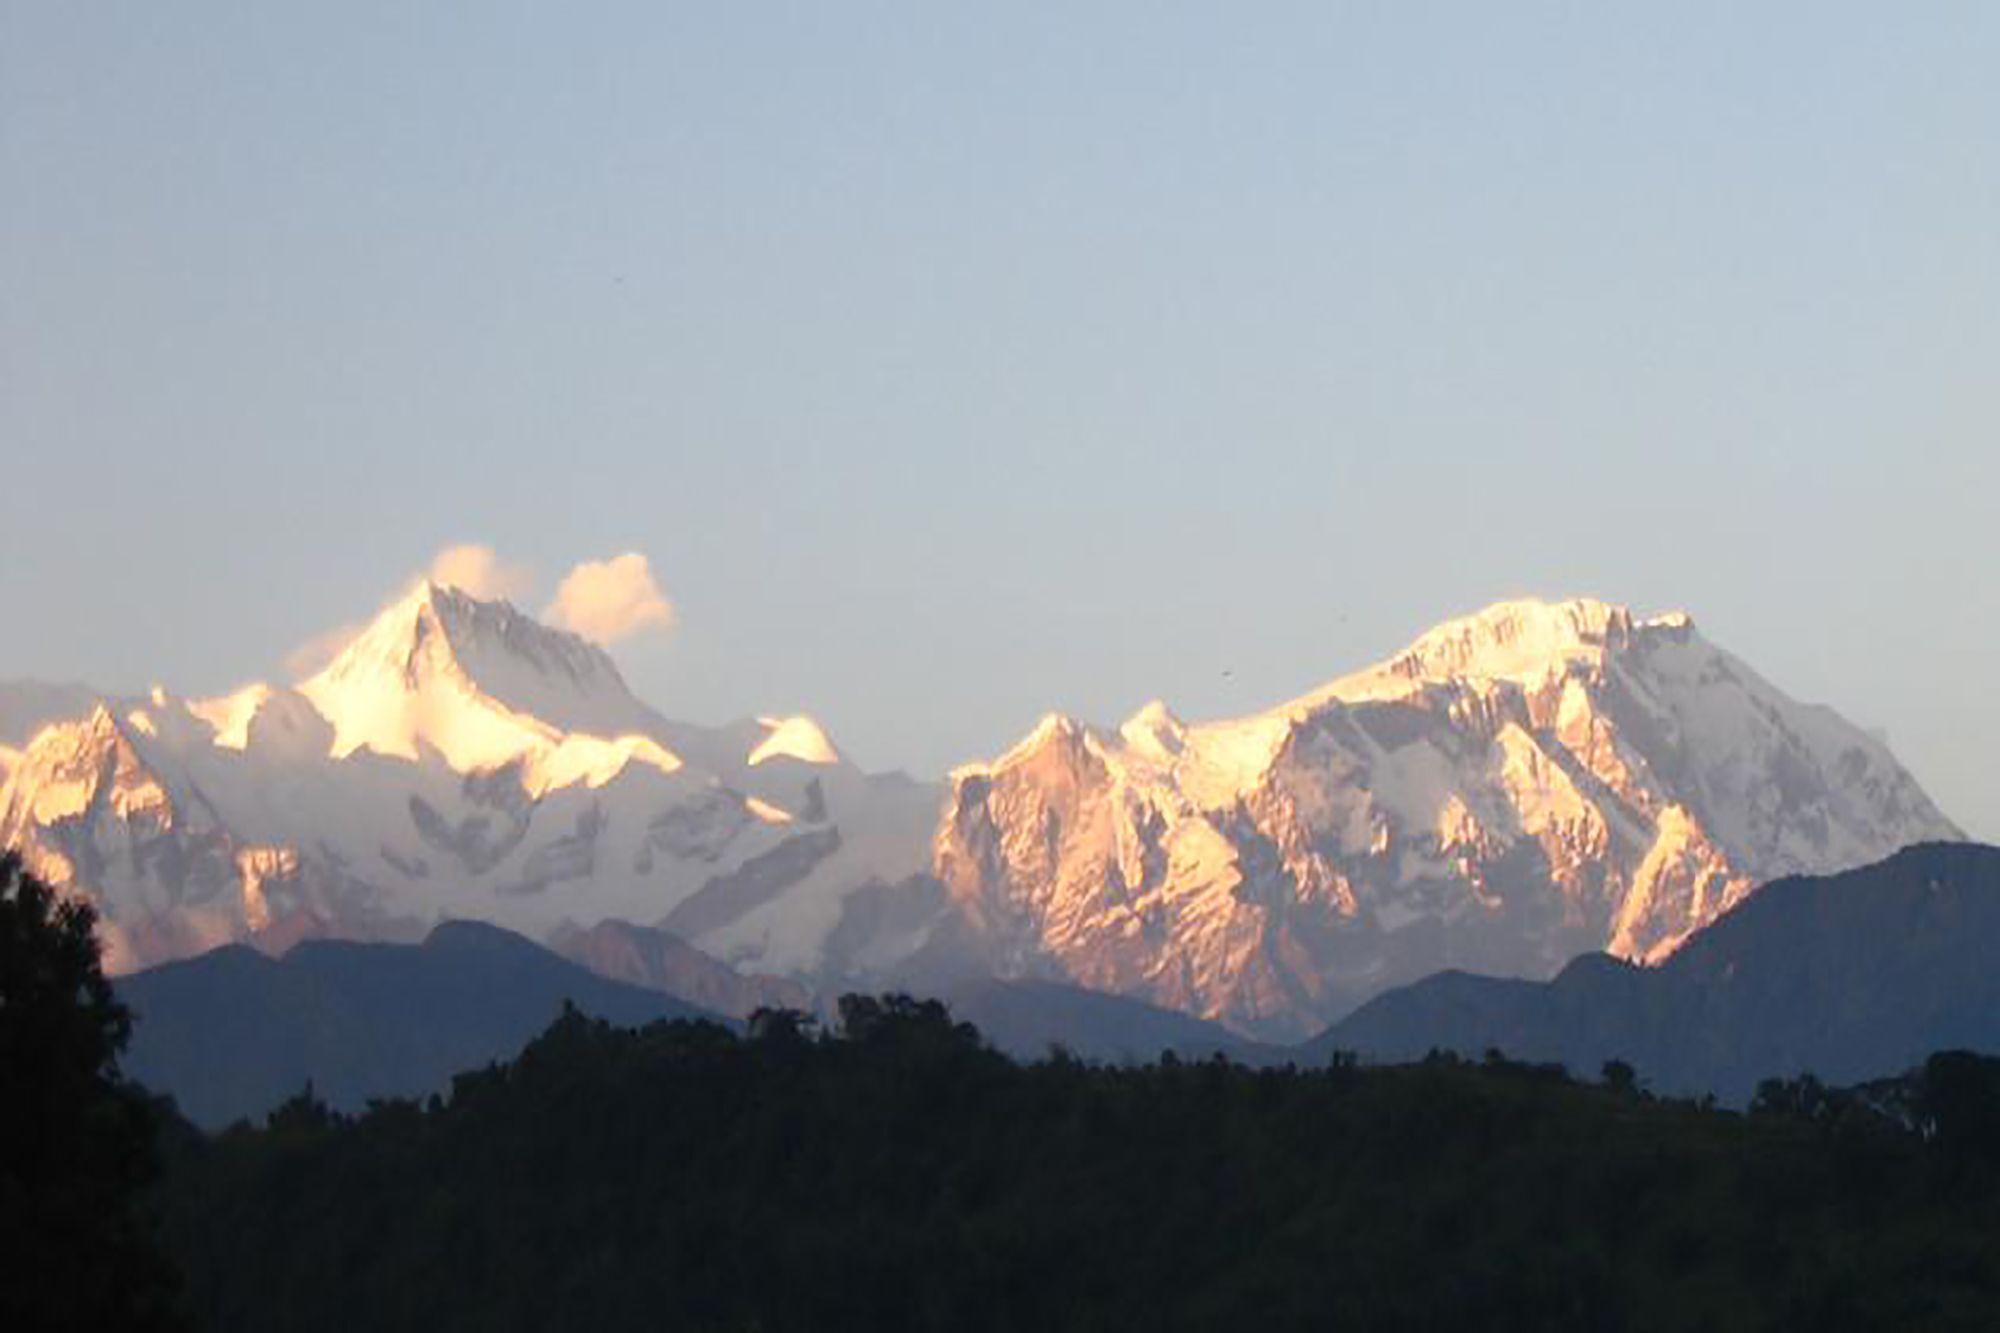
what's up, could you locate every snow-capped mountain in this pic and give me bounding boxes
[934,599,1961,1039]
[1,591,1962,1040]
[0,581,937,977]
[0,678,98,786]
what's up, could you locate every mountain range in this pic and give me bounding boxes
[2,585,1961,1039]
[0,581,938,986]
[932,597,1958,1035]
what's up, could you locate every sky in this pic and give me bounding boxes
[3,4,1995,835]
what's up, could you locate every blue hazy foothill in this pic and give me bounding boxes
[119,920,720,1128]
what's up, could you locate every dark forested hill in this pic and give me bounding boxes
[157,997,2000,1333]
[1316,842,2000,1101]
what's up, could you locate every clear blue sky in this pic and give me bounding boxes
[3,4,1995,834]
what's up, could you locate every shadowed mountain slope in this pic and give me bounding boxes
[1314,842,2000,1101]
[119,920,719,1127]
[941,977,1274,1065]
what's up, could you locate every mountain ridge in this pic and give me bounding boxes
[1314,840,2000,1099]
[117,917,726,1127]
[0,582,934,978]
[1,592,1960,1038]
[935,597,1960,1037]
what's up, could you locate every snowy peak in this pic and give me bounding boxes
[1294,597,1684,709]
[2,703,161,827]
[0,585,937,984]
[297,580,667,773]
[1387,597,1636,683]
[1119,700,1187,763]
[306,581,642,728]
[0,679,99,748]
[954,713,1102,783]
[188,683,287,750]
[748,715,841,768]
[417,581,640,719]
[937,596,1962,1038]
[0,703,181,950]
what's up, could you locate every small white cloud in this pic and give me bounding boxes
[427,544,535,602]
[544,553,675,645]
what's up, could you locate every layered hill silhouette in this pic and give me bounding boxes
[1316,842,2000,1100]
[118,920,1265,1126]
[122,843,2000,1125]
[119,921,719,1127]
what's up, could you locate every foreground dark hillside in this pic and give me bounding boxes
[160,1001,2000,1332]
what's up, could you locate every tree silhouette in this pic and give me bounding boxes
[154,1003,2000,1331]
[1918,1050,2000,1163]
[0,852,184,1330]
[747,1005,817,1046]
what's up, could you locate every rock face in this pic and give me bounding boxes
[0,581,938,979]
[935,599,1960,1039]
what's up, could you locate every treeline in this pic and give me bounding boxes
[155,997,2000,1332]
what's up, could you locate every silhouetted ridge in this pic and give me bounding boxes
[1318,842,2000,1100]
[119,924,724,1127]
[421,916,555,954]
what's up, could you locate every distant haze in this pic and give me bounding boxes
[4,5,1994,836]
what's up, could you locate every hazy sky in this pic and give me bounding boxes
[4,5,1995,834]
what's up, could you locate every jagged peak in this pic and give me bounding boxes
[1649,608,1695,631]
[1,698,171,836]
[0,698,125,761]
[748,715,842,768]
[189,683,275,750]
[297,579,660,766]
[953,712,1093,781]
[960,598,1724,807]
[1119,699,1187,761]
[1022,711,1090,752]
[1390,597,1633,678]
[1280,597,1708,712]
[309,579,629,697]
[77,699,131,743]
[1125,698,1183,730]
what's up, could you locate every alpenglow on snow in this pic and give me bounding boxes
[0,591,1959,1038]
